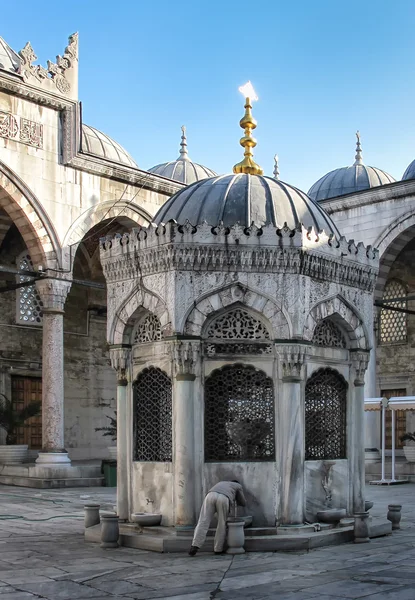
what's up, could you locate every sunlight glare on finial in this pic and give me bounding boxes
[238,81,258,101]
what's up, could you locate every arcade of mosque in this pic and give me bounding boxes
[0,33,414,523]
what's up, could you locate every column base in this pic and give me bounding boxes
[365,448,380,464]
[35,452,71,466]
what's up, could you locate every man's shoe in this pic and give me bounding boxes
[188,545,199,556]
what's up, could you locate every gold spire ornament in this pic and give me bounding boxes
[233,81,264,175]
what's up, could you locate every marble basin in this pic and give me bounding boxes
[227,515,253,528]
[130,513,162,526]
[317,509,346,525]
[365,501,374,511]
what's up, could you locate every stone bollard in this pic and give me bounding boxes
[84,504,100,529]
[100,513,119,548]
[387,504,402,530]
[354,512,370,543]
[226,519,245,554]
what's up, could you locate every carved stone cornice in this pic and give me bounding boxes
[171,340,200,381]
[109,345,131,386]
[276,344,311,382]
[35,278,71,313]
[351,350,370,386]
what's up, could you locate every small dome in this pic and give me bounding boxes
[154,173,339,236]
[402,160,415,181]
[81,124,138,168]
[308,133,395,202]
[0,37,20,74]
[148,126,216,184]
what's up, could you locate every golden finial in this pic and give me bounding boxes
[233,81,263,176]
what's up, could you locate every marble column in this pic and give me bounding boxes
[172,341,200,527]
[276,345,308,525]
[110,345,131,521]
[364,322,381,463]
[351,351,370,513]
[35,279,71,466]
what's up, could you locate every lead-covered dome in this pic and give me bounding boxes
[154,173,339,236]
[308,133,395,202]
[81,124,138,168]
[402,160,415,181]
[148,126,216,184]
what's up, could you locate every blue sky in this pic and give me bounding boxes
[2,0,415,191]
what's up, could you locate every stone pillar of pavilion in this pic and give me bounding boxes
[351,351,370,512]
[276,345,308,525]
[364,322,381,463]
[109,345,132,521]
[172,340,200,528]
[35,279,71,466]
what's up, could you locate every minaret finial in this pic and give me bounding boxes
[354,130,363,165]
[178,125,189,160]
[233,81,263,176]
[273,154,280,180]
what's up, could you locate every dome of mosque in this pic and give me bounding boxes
[154,174,339,236]
[402,159,415,181]
[0,37,21,74]
[81,124,138,168]
[148,127,216,184]
[308,133,395,202]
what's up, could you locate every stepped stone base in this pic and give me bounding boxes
[84,519,392,553]
[0,462,104,488]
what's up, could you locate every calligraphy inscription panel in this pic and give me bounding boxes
[0,111,43,148]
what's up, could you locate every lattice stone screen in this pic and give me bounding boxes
[305,368,347,460]
[16,253,43,326]
[205,308,271,340]
[133,367,172,461]
[132,313,162,344]
[205,364,275,461]
[380,280,407,345]
[312,320,346,348]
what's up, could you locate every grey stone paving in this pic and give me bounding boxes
[0,484,413,599]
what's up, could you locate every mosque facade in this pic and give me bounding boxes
[0,32,414,491]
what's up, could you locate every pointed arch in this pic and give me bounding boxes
[108,286,170,345]
[304,294,369,350]
[0,160,60,268]
[183,282,291,338]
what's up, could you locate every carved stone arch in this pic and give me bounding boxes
[62,200,152,271]
[373,210,415,301]
[0,160,60,268]
[109,287,170,345]
[304,295,369,350]
[183,282,291,338]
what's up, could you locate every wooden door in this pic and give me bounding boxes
[11,377,42,448]
[381,388,406,450]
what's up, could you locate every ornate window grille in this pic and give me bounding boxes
[305,368,347,460]
[312,320,346,348]
[132,313,162,344]
[380,280,407,344]
[16,253,43,326]
[205,364,275,461]
[133,367,172,461]
[205,308,271,340]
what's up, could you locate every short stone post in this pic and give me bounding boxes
[354,512,370,543]
[226,519,245,554]
[387,504,402,530]
[100,514,119,548]
[84,504,100,529]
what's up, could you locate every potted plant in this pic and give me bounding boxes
[0,393,41,464]
[400,432,415,463]
[95,412,117,460]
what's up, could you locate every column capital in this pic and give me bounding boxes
[276,344,311,382]
[36,278,71,313]
[171,340,200,380]
[109,345,131,385]
[351,350,370,386]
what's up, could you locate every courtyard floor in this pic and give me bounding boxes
[0,484,414,600]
